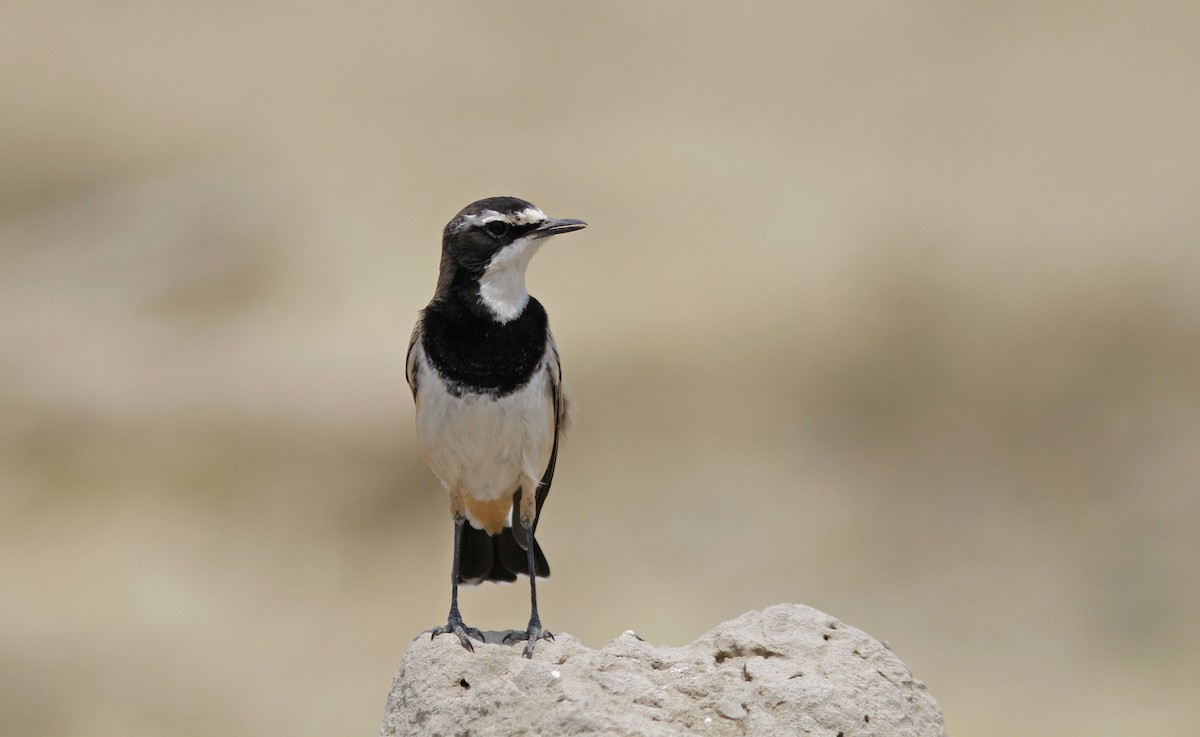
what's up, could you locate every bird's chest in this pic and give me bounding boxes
[420,299,548,398]
[417,366,548,440]
[414,360,551,497]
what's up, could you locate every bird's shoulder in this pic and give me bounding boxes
[405,316,425,398]
[544,330,569,436]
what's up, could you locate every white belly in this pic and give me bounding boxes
[414,356,554,504]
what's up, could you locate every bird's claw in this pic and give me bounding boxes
[504,621,555,658]
[430,617,485,652]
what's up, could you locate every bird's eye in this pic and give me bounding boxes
[483,220,510,239]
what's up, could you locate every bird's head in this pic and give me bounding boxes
[435,196,587,322]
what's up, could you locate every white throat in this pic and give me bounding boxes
[478,237,543,323]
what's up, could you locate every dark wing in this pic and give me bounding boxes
[535,355,564,529]
[535,334,567,530]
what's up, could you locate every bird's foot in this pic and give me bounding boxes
[504,618,555,658]
[430,614,485,653]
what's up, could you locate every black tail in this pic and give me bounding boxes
[458,524,550,585]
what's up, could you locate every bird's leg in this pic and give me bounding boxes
[504,516,554,658]
[430,513,484,651]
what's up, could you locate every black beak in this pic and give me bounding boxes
[533,218,587,237]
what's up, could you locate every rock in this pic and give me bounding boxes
[380,603,946,737]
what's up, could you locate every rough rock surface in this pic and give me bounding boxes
[380,603,946,737]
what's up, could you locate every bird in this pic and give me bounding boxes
[405,196,586,658]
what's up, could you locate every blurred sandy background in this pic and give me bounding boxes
[2,2,1198,736]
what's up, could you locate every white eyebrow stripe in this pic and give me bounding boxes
[509,207,546,225]
[459,207,546,231]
